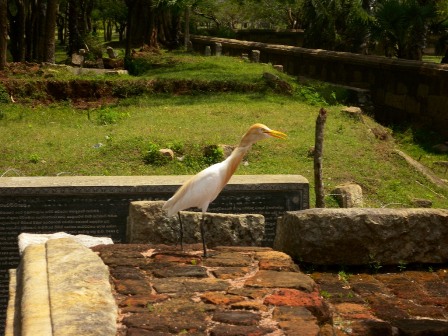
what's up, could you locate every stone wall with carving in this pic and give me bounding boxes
[190,35,448,137]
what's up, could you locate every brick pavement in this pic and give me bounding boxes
[92,244,448,336]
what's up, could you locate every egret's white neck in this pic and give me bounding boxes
[222,144,251,184]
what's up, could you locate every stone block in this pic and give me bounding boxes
[127,201,265,247]
[417,83,429,98]
[428,95,448,115]
[158,148,174,160]
[353,70,363,83]
[331,183,363,207]
[106,46,117,59]
[20,244,52,336]
[18,232,113,255]
[273,65,284,72]
[215,42,222,56]
[397,82,408,94]
[411,198,432,208]
[7,238,117,336]
[47,238,117,335]
[404,95,420,115]
[341,106,363,121]
[274,208,448,265]
[251,50,260,63]
[384,92,405,110]
[71,53,84,66]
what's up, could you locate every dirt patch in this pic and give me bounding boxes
[0,62,271,108]
[0,62,43,79]
[1,77,264,107]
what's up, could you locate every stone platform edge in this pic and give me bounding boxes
[6,238,117,336]
[0,174,308,189]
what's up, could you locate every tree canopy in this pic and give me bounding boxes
[0,0,447,70]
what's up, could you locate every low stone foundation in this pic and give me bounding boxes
[6,232,448,335]
[274,208,448,265]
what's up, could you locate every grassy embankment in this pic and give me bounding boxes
[0,51,447,208]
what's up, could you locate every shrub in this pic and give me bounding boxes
[96,107,129,125]
[203,144,224,165]
[29,154,41,164]
[143,142,170,166]
[0,84,10,104]
[167,141,185,155]
[125,57,153,76]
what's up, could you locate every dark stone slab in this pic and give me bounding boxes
[212,310,261,326]
[151,265,208,278]
[245,270,316,292]
[204,252,253,267]
[393,318,448,336]
[0,174,308,324]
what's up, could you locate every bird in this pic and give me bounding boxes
[162,123,287,257]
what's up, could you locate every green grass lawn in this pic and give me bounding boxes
[1,92,447,208]
[1,51,447,208]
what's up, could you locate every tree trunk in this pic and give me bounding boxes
[146,0,158,48]
[8,0,27,62]
[36,0,46,61]
[103,19,107,41]
[314,108,327,208]
[0,0,7,70]
[67,0,83,55]
[24,0,36,61]
[184,6,190,49]
[44,0,59,63]
[105,20,112,41]
[124,0,134,58]
[117,22,125,42]
[57,14,65,45]
[125,0,152,53]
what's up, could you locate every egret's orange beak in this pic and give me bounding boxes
[265,129,287,140]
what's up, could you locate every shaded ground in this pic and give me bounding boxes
[93,244,448,336]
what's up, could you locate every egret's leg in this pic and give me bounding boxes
[177,212,184,251]
[200,214,208,258]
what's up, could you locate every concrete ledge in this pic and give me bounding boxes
[6,238,117,336]
[274,208,448,265]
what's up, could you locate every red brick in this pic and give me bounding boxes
[119,293,169,307]
[334,303,376,320]
[265,289,331,324]
[201,292,245,305]
[264,288,321,307]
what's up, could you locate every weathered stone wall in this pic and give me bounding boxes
[190,35,448,137]
[235,29,305,47]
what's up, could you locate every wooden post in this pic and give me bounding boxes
[314,108,327,208]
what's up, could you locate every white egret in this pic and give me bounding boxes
[163,123,287,257]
